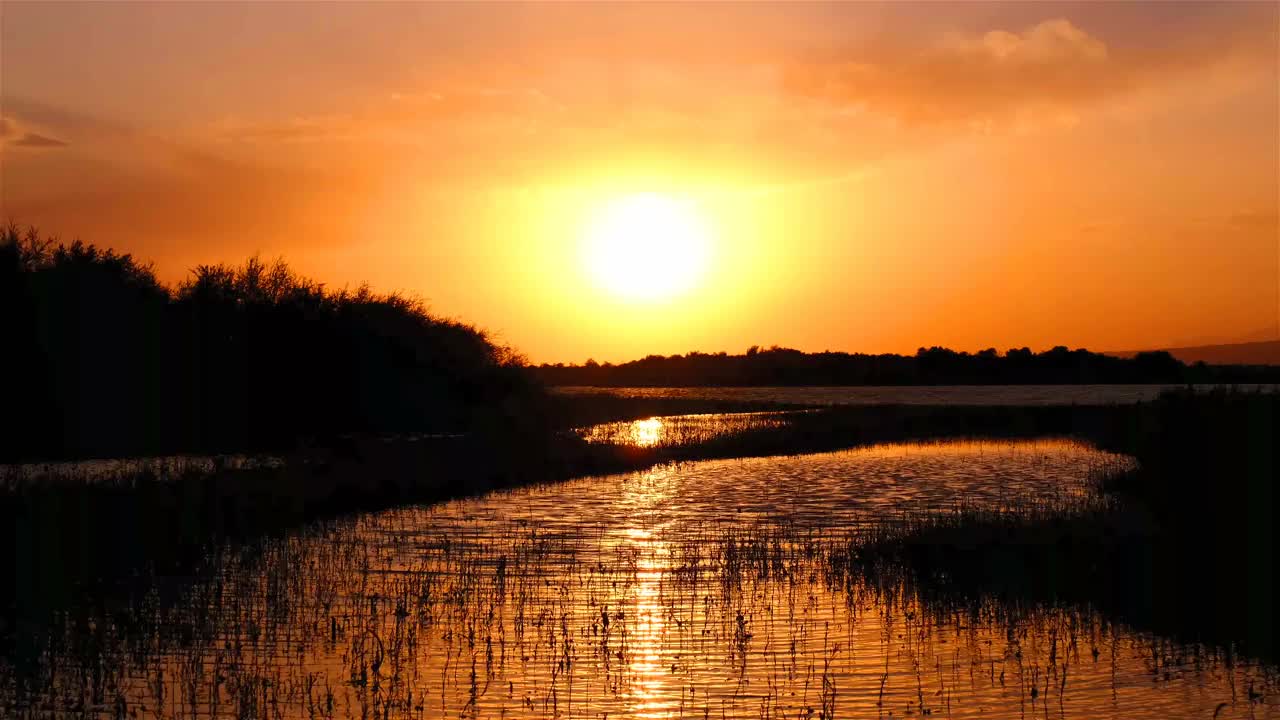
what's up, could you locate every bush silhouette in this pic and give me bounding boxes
[0,225,544,461]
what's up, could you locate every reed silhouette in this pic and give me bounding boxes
[3,226,1276,707]
[855,387,1277,663]
[3,431,1275,717]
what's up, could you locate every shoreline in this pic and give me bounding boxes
[2,389,1275,670]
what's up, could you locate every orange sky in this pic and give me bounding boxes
[2,2,1277,362]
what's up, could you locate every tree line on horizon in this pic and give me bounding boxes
[535,344,1280,387]
[0,226,544,462]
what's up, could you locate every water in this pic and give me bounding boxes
[576,411,793,447]
[555,384,1279,406]
[3,438,1276,718]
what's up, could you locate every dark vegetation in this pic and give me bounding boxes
[1,226,1275,681]
[4,390,1273,708]
[0,225,546,463]
[0,225,563,660]
[12,478,1270,719]
[0,402,1114,627]
[1109,339,1280,365]
[854,388,1277,664]
[537,344,1280,386]
[550,394,807,428]
[6,389,1274,665]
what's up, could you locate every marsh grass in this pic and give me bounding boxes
[0,455,285,491]
[844,388,1278,664]
[2,392,1269,651]
[2,388,1275,716]
[574,411,797,448]
[549,393,810,429]
[2,490,1273,719]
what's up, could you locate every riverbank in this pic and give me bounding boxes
[2,388,1274,669]
[0,399,1093,640]
[0,399,1131,573]
[850,387,1276,663]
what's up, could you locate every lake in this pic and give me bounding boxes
[554,384,1279,406]
[4,434,1274,719]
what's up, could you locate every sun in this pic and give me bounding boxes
[582,193,712,301]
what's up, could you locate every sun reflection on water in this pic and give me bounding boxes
[613,467,676,716]
[576,411,791,448]
[11,440,1275,719]
[632,417,664,447]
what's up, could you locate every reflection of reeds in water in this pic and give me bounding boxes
[3,470,1274,719]
[575,412,794,448]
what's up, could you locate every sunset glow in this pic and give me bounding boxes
[583,194,712,302]
[4,4,1279,717]
[2,2,1276,361]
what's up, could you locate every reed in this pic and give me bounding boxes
[3,490,1274,718]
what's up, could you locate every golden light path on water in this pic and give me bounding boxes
[5,435,1277,718]
[577,412,791,448]
[633,418,664,448]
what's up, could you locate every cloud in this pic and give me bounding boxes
[212,116,356,144]
[0,113,69,149]
[783,18,1267,129]
[1227,210,1280,233]
[389,87,561,119]
[1,99,385,265]
[13,132,69,148]
[202,87,565,150]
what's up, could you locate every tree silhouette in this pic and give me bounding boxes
[0,226,545,462]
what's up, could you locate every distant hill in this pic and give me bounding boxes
[1106,340,1280,366]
